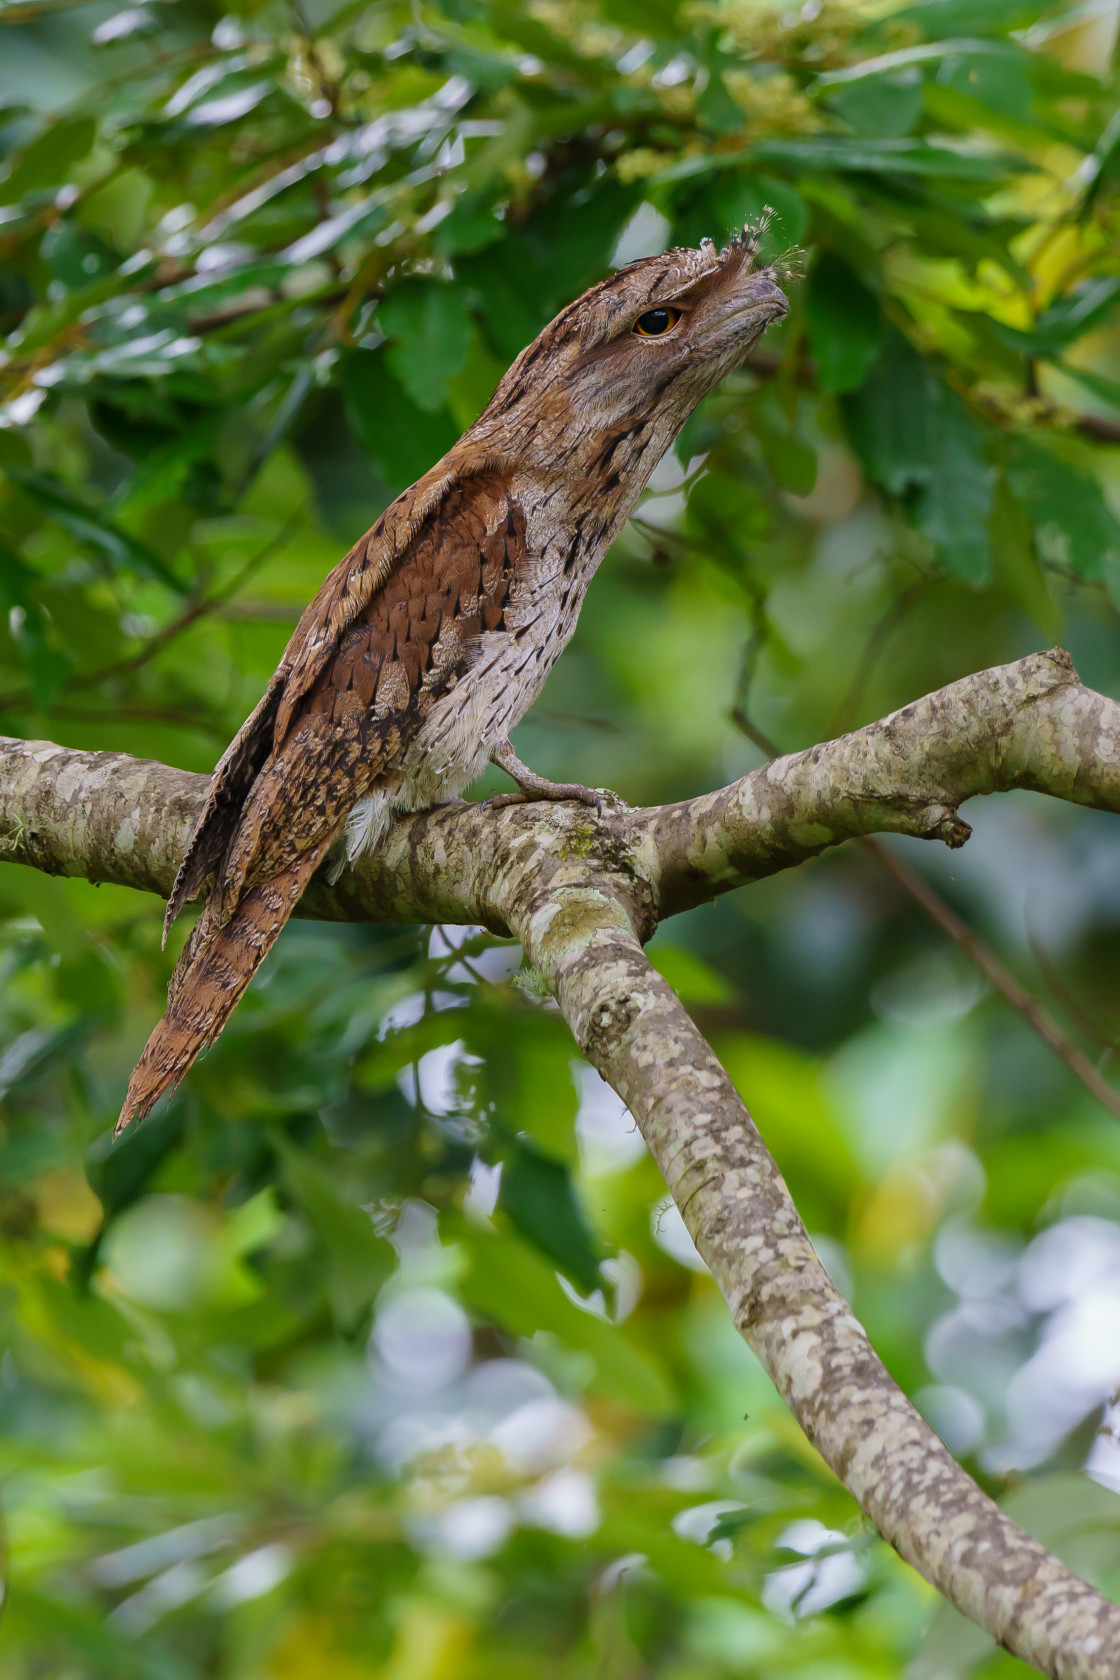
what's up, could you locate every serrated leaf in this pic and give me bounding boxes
[1008,439,1120,588]
[841,328,933,496]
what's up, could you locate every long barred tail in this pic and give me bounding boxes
[116,835,335,1134]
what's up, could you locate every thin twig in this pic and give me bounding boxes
[745,347,1120,448]
[725,693,1120,1123]
[1027,927,1120,1057]
[0,511,302,715]
[829,582,926,737]
[868,839,1120,1123]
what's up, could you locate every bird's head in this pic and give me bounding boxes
[474,228,789,485]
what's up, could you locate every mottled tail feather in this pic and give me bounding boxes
[117,834,336,1134]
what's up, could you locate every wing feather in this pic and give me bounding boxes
[164,464,519,941]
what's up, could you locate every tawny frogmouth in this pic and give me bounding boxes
[119,233,787,1130]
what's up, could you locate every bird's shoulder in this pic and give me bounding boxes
[275,464,523,743]
[162,464,522,938]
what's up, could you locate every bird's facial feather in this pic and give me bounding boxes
[477,231,788,468]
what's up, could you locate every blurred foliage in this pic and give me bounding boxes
[5,0,1120,1674]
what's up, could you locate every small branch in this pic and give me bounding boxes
[867,839,1120,1122]
[724,656,1120,1122]
[0,513,301,716]
[745,348,1120,448]
[829,581,927,737]
[641,649,1120,919]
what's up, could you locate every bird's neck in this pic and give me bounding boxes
[467,399,688,563]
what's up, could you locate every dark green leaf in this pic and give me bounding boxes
[990,471,1062,637]
[824,69,924,138]
[86,1100,186,1219]
[3,468,186,592]
[670,172,806,264]
[912,382,994,583]
[841,329,933,496]
[900,0,1040,38]
[276,1136,392,1326]
[0,115,97,202]
[661,137,1022,183]
[806,254,882,394]
[1007,439,1120,588]
[342,349,459,490]
[378,280,475,413]
[499,1138,604,1292]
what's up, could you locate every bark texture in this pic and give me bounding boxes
[3,647,1120,1675]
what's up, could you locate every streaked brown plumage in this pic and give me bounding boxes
[119,232,788,1131]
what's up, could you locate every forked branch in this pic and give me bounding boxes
[1,647,1120,1674]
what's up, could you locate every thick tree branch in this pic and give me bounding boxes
[635,648,1120,919]
[3,647,1120,1673]
[517,885,1120,1680]
[3,649,1116,929]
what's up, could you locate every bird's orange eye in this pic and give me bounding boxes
[634,306,682,337]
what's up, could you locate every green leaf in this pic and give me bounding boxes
[342,349,460,490]
[670,172,806,264]
[899,0,1039,37]
[756,421,818,496]
[933,41,1034,120]
[990,471,1062,637]
[806,254,882,394]
[824,69,924,138]
[0,115,97,202]
[86,1100,186,1220]
[0,541,72,705]
[436,191,507,255]
[499,1138,604,1292]
[753,135,1021,178]
[378,281,475,413]
[276,1136,392,1327]
[3,468,186,592]
[912,382,994,583]
[1007,439,1120,588]
[843,337,993,578]
[455,1218,678,1416]
[660,137,1021,183]
[989,275,1120,359]
[841,328,933,496]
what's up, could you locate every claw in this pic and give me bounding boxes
[486,737,624,814]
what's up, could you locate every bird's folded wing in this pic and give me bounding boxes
[164,465,522,939]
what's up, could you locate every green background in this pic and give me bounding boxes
[3,0,1120,1674]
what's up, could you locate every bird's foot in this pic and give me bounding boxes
[487,740,617,815]
[486,779,607,814]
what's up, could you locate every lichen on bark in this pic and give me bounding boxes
[3,649,1120,1676]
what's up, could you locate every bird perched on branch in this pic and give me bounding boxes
[118,230,788,1131]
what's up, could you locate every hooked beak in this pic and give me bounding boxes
[730,274,789,333]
